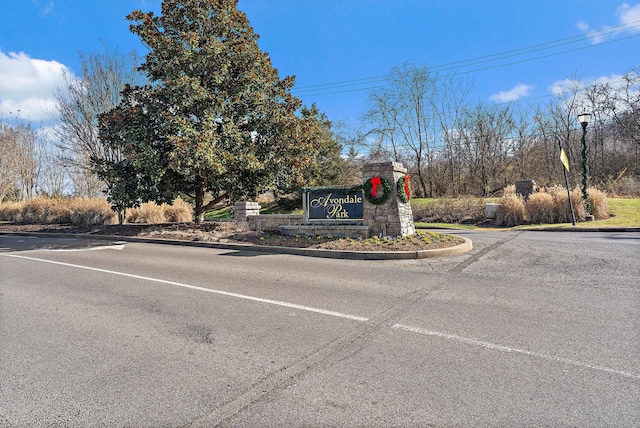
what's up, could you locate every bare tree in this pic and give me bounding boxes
[364,64,450,197]
[607,68,640,148]
[431,72,473,195]
[53,45,145,197]
[457,102,516,195]
[0,119,45,201]
[0,120,20,203]
[509,104,539,181]
[589,70,640,178]
[38,144,67,198]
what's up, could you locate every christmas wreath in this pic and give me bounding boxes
[397,175,411,203]
[363,175,391,205]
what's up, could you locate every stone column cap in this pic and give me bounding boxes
[234,201,261,208]
[361,161,407,174]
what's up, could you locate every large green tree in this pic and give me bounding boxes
[98,0,321,222]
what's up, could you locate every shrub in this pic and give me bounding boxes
[525,192,555,224]
[601,176,640,197]
[19,198,49,224]
[547,186,573,223]
[126,199,193,223]
[588,188,609,220]
[0,198,116,226]
[127,202,166,224]
[547,187,585,223]
[162,197,193,222]
[411,197,485,224]
[0,201,22,222]
[495,194,525,226]
[502,184,516,196]
[68,198,116,226]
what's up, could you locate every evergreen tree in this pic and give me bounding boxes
[98,0,320,222]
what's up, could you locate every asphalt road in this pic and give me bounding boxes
[0,230,638,427]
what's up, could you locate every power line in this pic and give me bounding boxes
[292,20,640,97]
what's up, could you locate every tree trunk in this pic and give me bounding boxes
[194,180,205,224]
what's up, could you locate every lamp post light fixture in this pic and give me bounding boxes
[578,112,592,215]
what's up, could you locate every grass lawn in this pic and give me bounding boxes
[203,203,302,221]
[600,198,640,227]
[204,206,233,220]
[507,197,638,229]
[520,197,640,229]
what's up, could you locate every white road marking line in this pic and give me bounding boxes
[1,254,368,322]
[393,323,640,381]
[45,244,126,252]
[3,253,638,381]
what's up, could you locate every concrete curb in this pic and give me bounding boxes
[0,231,473,260]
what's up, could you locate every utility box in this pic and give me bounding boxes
[485,203,501,219]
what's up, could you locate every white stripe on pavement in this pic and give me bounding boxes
[2,254,368,322]
[3,253,638,381]
[393,323,640,381]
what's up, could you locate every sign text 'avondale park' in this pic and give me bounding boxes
[305,189,364,221]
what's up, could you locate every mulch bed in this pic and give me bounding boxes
[0,222,465,252]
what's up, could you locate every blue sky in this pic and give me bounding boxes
[1,0,639,129]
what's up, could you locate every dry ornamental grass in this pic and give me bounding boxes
[495,185,609,226]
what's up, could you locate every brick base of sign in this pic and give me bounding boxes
[280,224,370,239]
[248,214,304,232]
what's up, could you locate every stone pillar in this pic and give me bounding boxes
[361,161,415,237]
[234,201,261,223]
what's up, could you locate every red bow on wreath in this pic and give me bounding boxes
[403,175,411,200]
[370,176,382,198]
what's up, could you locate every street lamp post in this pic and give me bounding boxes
[578,112,591,215]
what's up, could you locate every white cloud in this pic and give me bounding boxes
[489,83,533,102]
[548,74,638,114]
[41,1,55,16]
[617,2,640,26]
[575,21,606,44]
[0,50,69,123]
[28,0,56,16]
[549,73,628,95]
[549,78,578,96]
[578,2,640,44]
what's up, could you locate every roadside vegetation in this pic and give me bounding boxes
[0,197,192,227]
[1,194,638,229]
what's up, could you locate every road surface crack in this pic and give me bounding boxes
[184,284,445,428]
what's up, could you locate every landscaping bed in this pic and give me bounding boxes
[0,222,465,252]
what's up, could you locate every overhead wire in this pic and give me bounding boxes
[291,19,640,97]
